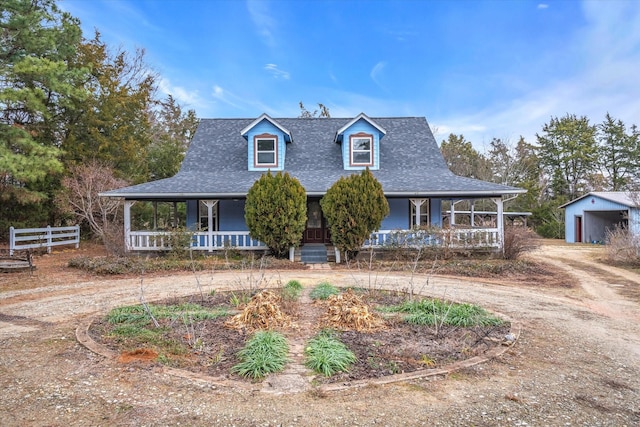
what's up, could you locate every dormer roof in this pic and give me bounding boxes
[334,112,386,143]
[240,113,292,143]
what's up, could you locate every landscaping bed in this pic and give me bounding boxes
[88,286,511,383]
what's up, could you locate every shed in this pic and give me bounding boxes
[560,192,640,243]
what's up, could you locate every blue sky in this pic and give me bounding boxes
[60,0,640,150]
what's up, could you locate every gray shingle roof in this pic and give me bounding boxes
[560,191,640,208]
[102,116,524,199]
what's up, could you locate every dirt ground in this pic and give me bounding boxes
[1,242,639,426]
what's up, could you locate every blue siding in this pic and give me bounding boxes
[381,199,409,229]
[219,200,248,231]
[340,119,383,171]
[246,120,286,171]
[186,200,199,230]
[431,199,443,227]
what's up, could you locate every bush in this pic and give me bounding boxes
[502,226,540,260]
[605,226,640,264]
[321,169,389,260]
[244,171,307,258]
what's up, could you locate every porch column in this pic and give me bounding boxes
[410,198,427,228]
[450,200,456,226]
[201,200,218,252]
[492,197,504,252]
[153,201,158,230]
[124,200,136,251]
[173,202,178,227]
[470,199,475,227]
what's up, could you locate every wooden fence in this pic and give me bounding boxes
[9,226,80,256]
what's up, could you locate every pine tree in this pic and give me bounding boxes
[320,169,389,260]
[244,171,307,258]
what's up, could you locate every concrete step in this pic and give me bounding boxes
[300,245,328,263]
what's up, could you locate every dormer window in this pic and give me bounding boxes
[350,133,373,166]
[254,134,278,167]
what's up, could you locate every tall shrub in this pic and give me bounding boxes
[321,169,389,260]
[244,171,307,258]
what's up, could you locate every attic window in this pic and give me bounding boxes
[350,133,373,166]
[254,134,278,167]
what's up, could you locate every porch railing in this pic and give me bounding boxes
[127,230,267,252]
[126,228,500,252]
[367,228,501,249]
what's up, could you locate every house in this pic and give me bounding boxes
[100,113,525,260]
[561,192,640,243]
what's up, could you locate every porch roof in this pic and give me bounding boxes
[101,117,524,199]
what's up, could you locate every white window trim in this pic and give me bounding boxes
[349,133,374,166]
[254,134,278,168]
[199,200,219,231]
[410,199,429,228]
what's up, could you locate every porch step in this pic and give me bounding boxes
[300,244,328,264]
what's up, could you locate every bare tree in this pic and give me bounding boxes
[56,160,129,240]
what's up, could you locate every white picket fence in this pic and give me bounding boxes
[9,226,80,256]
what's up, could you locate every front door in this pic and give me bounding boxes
[304,200,329,243]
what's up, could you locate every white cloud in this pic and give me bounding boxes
[211,85,243,110]
[537,4,549,10]
[370,61,387,90]
[247,0,277,48]
[264,63,290,80]
[158,77,205,110]
[435,0,640,151]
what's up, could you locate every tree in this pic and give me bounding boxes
[487,137,543,214]
[320,169,389,260]
[440,134,491,180]
[244,171,307,258]
[147,95,199,180]
[597,113,640,191]
[0,0,86,209]
[298,102,330,118]
[536,114,598,200]
[55,160,129,240]
[62,32,156,183]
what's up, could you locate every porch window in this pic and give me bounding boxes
[350,133,373,166]
[254,134,278,167]
[410,200,429,227]
[198,200,218,231]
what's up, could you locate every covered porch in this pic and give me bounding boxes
[120,195,511,259]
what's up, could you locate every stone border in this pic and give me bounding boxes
[76,309,520,395]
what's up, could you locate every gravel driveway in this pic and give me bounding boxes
[0,243,639,426]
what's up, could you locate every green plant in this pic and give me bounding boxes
[107,303,227,325]
[304,330,356,376]
[165,227,196,259]
[244,170,307,258]
[281,279,303,300]
[231,330,289,379]
[229,292,251,307]
[309,281,340,300]
[320,168,389,260]
[384,298,504,327]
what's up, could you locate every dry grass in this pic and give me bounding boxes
[322,289,386,332]
[225,290,292,331]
